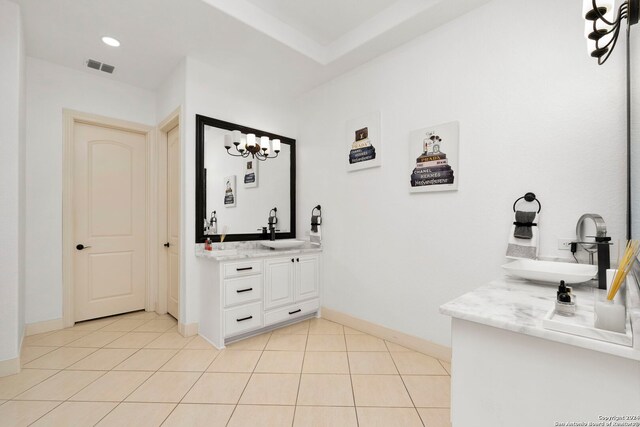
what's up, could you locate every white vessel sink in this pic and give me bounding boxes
[260,239,306,250]
[502,259,597,284]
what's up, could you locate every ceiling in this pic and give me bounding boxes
[13,0,491,98]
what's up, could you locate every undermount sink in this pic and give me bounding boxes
[260,239,307,250]
[502,259,598,284]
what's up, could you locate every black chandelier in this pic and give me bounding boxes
[224,130,280,162]
[584,0,639,64]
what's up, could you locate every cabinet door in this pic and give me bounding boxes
[295,255,319,301]
[264,257,295,310]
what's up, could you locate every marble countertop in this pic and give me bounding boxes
[195,241,322,261]
[440,274,640,361]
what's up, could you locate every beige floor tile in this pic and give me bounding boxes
[343,327,365,335]
[66,331,126,348]
[31,401,117,427]
[114,349,178,371]
[254,351,304,373]
[385,341,412,352]
[145,332,194,349]
[297,374,354,406]
[69,317,119,331]
[124,311,161,320]
[308,318,343,335]
[19,346,57,365]
[265,334,307,351]
[125,371,200,403]
[0,369,59,399]
[183,336,217,350]
[402,375,451,408]
[348,352,398,374]
[15,370,105,401]
[391,352,448,375]
[207,350,261,373]
[272,320,310,335]
[302,352,349,374]
[351,375,413,407]
[133,318,176,333]
[239,373,300,405]
[100,318,150,332]
[227,405,295,427]
[357,407,424,427]
[160,349,219,371]
[345,334,387,352]
[67,348,137,370]
[70,371,152,402]
[28,330,92,347]
[305,335,346,352]
[226,332,271,350]
[22,347,97,369]
[162,403,234,427]
[439,360,451,375]
[104,332,162,349]
[293,406,358,427]
[417,407,451,426]
[96,402,175,427]
[182,373,250,404]
[0,401,60,426]
[21,332,55,347]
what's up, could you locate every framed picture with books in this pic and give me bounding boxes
[409,121,459,193]
[223,175,237,207]
[346,111,382,172]
[243,159,258,188]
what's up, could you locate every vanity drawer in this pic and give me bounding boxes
[223,260,262,278]
[224,275,263,308]
[224,302,263,337]
[264,298,319,327]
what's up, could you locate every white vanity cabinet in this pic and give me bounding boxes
[197,250,321,348]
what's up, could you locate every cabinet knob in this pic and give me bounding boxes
[291,258,294,262]
[296,258,299,262]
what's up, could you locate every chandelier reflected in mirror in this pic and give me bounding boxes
[224,130,281,161]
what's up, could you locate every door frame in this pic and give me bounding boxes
[62,109,156,328]
[156,107,181,317]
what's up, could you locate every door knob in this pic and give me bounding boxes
[76,244,91,250]
[164,242,170,248]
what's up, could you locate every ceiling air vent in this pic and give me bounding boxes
[86,59,115,74]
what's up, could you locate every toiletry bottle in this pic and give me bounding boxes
[205,238,212,251]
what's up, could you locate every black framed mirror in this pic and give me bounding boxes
[195,114,296,243]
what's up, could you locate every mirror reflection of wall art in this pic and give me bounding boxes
[243,159,258,188]
[346,111,382,172]
[409,121,459,193]
[224,175,236,207]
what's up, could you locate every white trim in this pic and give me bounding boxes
[0,357,20,377]
[178,322,198,337]
[157,107,181,318]
[62,110,156,327]
[321,306,452,362]
[25,318,64,336]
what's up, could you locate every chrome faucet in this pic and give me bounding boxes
[573,214,611,290]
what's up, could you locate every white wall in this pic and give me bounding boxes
[0,0,26,364]
[25,57,157,324]
[182,57,298,324]
[296,0,628,347]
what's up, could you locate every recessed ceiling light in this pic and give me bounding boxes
[101,36,120,47]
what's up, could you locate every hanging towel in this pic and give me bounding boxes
[506,212,539,259]
[310,225,322,246]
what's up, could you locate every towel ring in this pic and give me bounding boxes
[311,205,321,216]
[512,192,541,213]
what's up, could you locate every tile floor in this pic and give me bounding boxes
[1,312,451,426]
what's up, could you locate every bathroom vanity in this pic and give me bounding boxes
[196,243,322,348]
[441,276,640,427]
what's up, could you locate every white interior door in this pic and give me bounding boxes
[73,122,147,322]
[166,124,180,319]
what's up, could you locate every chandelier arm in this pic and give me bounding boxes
[597,20,623,50]
[591,0,622,26]
[597,24,622,64]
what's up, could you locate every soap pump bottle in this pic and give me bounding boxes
[555,280,576,315]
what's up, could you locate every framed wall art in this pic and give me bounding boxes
[409,121,459,193]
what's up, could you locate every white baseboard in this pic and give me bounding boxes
[25,318,65,336]
[179,322,198,337]
[0,356,20,377]
[321,307,452,362]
